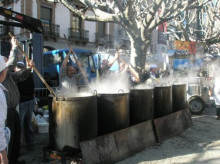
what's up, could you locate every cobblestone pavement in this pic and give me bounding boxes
[118,107,220,164]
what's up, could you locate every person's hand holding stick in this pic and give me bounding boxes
[8,32,55,96]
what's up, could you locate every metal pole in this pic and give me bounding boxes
[120,57,140,82]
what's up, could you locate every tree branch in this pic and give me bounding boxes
[55,0,119,22]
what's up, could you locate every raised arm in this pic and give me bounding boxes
[61,47,72,68]
[6,37,19,71]
[108,50,120,67]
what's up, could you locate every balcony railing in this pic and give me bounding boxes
[42,22,60,38]
[0,26,14,37]
[95,32,113,46]
[1,0,14,6]
[68,28,89,42]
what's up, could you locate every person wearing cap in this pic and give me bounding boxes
[0,55,9,164]
[15,61,35,151]
[149,64,159,78]
[2,37,34,164]
[139,64,160,84]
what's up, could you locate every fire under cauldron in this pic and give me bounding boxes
[172,83,187,112]
[49,93,97,151]
[130,87,154,125]
[97,90,130,136]
[154,84,173,118]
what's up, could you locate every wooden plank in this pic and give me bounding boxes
[80,120,156,164]
[154,108,193,143]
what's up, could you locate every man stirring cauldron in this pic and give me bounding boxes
[58,49,82,93]
[100,45,129,77]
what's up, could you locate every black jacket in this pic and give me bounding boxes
[17,73,34,103]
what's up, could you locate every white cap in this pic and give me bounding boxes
[150,64,157,69]
[0,55,6,72]
[16,61,25,68]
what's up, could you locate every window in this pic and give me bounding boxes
[40,6,52,23]
[72,14,82,30]
[98,22,105,34]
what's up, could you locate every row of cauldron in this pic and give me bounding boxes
[48,83,187,151]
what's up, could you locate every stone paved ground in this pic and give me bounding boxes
[118,107,220,164]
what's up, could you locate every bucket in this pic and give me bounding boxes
[43,114,49,122]
[37,122,49,133]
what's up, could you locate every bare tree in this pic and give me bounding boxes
[46,0,210,75]
[168,0,220,47]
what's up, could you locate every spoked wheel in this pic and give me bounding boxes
[188,96,205,115]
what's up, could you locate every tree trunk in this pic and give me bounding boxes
[129,36,150,74]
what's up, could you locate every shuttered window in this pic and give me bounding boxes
[40,6,52,23]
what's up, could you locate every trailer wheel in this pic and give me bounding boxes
[188,96,205,115]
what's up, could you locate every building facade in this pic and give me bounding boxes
[0,0,129,54]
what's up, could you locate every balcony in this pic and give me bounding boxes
[68,28,89,43]
[42,22,60,39]
[0,0,14,6]
[0,26,14,38]
[95,32,113,46]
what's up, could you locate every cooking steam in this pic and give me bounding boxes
[54,46,219,97]
[90,73,130,94]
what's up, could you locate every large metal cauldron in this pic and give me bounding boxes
[172,83,187,112]
[130,87,154,125]
[97,90,129,136]
[154,84,173,118]
[49,93,97,151]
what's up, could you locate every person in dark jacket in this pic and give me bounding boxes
[2,37,34,164]
[140,64,160,83]
[15,61,35,151]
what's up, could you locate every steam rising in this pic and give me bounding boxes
[55,86,79,97]
[90,73,130,94]
[54,46,219,97]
